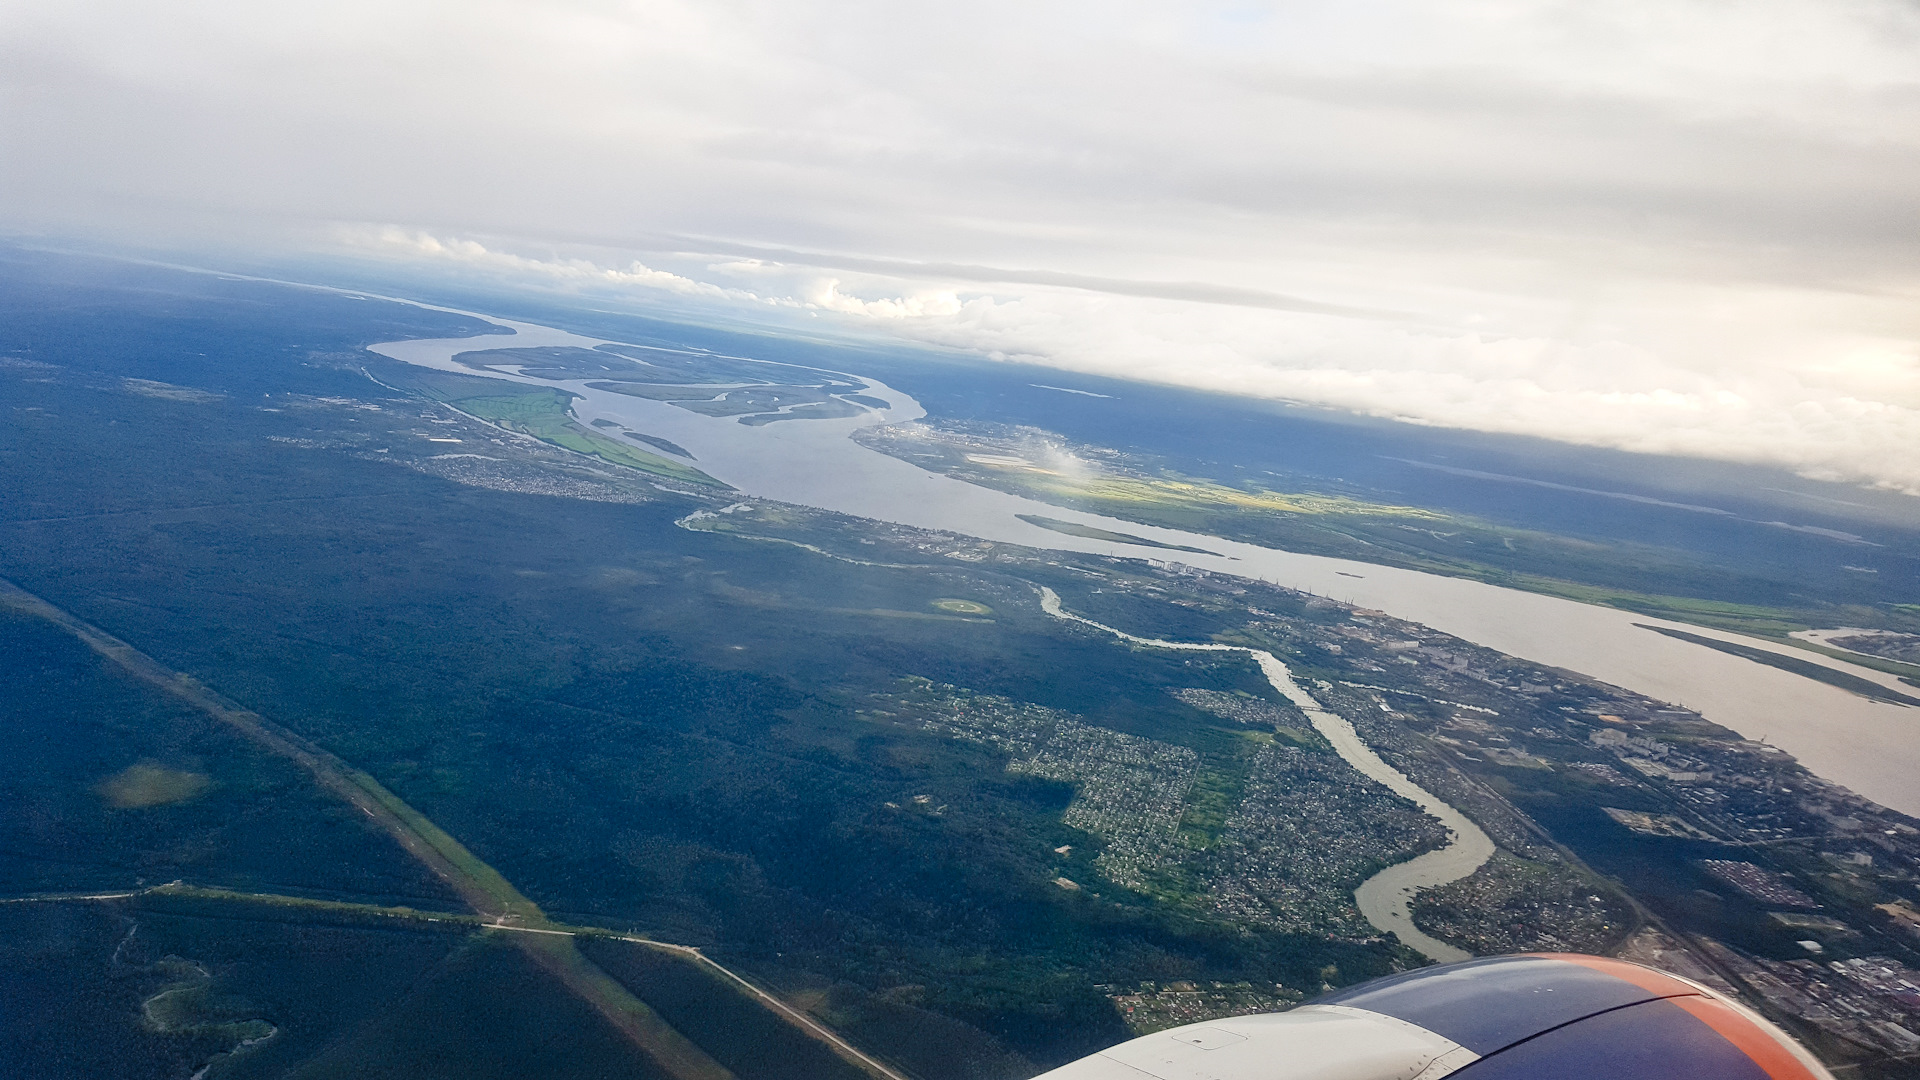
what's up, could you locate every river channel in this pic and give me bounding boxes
[1038,587,1491,962]
[368,315,1919,820]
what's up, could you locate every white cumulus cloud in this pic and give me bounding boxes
[3,0,1917,490]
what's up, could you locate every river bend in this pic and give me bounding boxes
[1038,587,1491,962]
[366,315,1919,816]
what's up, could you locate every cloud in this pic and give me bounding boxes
[4,1,1918,491]
[806,278,964,319]
[348,226,778,304]
[872,287,1920,496]
[357,227,1920,494]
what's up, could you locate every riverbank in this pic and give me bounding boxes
[1037,586,1493,963]
[367,314,1920,817]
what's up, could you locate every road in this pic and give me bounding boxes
[0,577,729,1080]
[3,881,909,1080]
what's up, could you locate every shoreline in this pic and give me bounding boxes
[363,314,1920,818]
[1037,586,1493,963]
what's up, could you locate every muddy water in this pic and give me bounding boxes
[1038,587,1490,962]
[368,317,1920,817]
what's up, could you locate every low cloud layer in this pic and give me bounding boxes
[6,1,1919,490]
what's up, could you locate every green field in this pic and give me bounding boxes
[444,388,724,487]
[1015,514,1217,554]
[932,599,994,615]
[862,423,1920,642]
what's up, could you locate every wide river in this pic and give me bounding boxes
[369,316,1919,821]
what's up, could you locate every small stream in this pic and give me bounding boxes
[364,313,1920,817]
[1038,587,1492,963]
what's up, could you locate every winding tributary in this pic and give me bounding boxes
[367,315,1920,818]
[1038,587,1491,962]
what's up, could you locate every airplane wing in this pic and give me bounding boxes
[1035,954,1831,1080]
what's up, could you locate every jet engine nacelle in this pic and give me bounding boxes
[1037,954,1831,1080]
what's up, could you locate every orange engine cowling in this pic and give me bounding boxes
[1034,953,1831,1080]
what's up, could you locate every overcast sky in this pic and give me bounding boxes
[5,1,1918,490]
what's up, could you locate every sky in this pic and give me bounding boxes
[4,0,1919,492]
